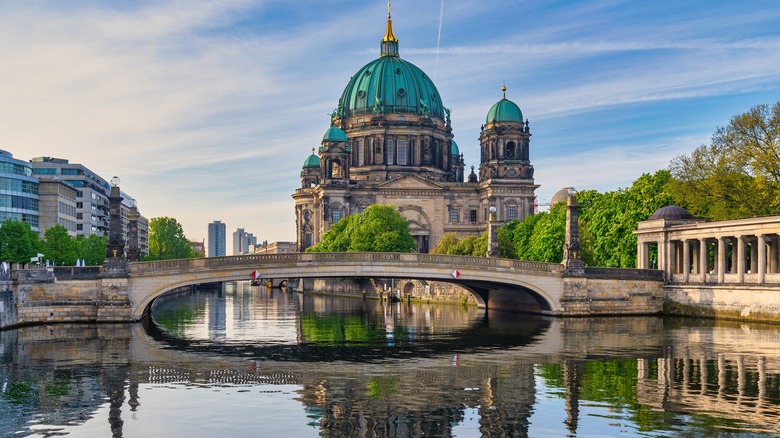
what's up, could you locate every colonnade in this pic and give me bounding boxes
[635,214,780,285]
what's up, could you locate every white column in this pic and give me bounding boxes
[750,238,759,274]
[770,236,778,274]
[717,237,726,284]
[758,234,767,284]
[700,239,709,279]
[682,239,690,282]
[737,235,745,283]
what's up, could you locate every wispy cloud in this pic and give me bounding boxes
[0,0,778,245]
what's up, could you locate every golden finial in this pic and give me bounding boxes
[381,0,398,56]
[311,147,315,155]
[502,83,507,99]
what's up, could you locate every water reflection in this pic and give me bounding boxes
[1,284,780,437]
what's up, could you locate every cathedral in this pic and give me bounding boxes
[292,7,538,252]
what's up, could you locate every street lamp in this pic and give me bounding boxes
[110,176,120,187]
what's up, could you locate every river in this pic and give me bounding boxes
[2,282,780,437]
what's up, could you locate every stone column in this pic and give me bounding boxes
[717,237,726,284]
[691,242,700,274]
[770,236,778,274]
[682,240,690,283]
[737,235,745,283]
[700,239,709,280]
[562,193,584,275]
[486,206,499,258]
[750,238,759,274]
[638,241,649,269]
[730,238,738,273]
[669,240,677,275]
[758,234,767,284]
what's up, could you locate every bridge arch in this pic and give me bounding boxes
[127,253,566,320]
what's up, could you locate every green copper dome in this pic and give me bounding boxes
[338,54,444,120]
[323,126,348,142]
[486,98,523,124]
[450,140,460,155]
[303,153,320,168]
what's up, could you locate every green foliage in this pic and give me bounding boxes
[513,203,566,263]
[145,217,195,261]
[75,234,107,266]
[668,101,780,220]
[42,225,77,266]
[306,205,416,253]
[430,231,490,257]
[498,219,520,258]
[508,170,674,267]
[430,232,460,255]
[0,220,41,264]
[580,171,675,268]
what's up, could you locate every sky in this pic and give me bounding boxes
[1,0,779,247]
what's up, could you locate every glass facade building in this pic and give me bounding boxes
[0,150,39,231]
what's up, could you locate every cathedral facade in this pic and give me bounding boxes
[292,10,538,252]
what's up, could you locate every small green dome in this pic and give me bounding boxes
[323,126,348,142]
[486,98,523,124]
[303,154,320,169]
[450,140,460,155]
[339,56,445,120]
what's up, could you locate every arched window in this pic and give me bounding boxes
[331,160,343,178]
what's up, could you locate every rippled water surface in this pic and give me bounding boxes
[3,283,780,437]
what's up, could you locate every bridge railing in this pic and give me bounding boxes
[128,253,563,276]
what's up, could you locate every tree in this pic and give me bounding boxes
[513,203,566,263]
[0,220,41,264]
[75,234,107,265]
[42,225,77,265]
[668,101,780,220]
[581,172,676,268]
[145,217,195,260]
[430,232,460,255]
[307,205,416,253]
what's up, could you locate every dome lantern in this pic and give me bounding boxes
[381,1,399,57]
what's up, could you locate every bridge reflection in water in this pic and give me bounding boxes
[2,289,780,437]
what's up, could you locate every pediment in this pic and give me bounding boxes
[375,174,446,190]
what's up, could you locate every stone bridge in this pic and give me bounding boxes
[3,253,664,327]
[128,253,566,319]
[127,252,663,321]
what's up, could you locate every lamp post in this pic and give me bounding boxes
[562,188,585,275]
[487,205,499,257]
[104,176,126,272]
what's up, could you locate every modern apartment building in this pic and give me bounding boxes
[208,220,226,257]
[0,150,39,231]
[232,228,257,255]
[29,156,148,254]
[37,180,78,237]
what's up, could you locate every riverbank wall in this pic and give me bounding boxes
[1,268,132,330]
[664,284,780,323]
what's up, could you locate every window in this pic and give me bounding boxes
[386,138,395,164]
[397,139,407,165]
[356,140,364,165]
[507,205,518,221]
[331,209,341,223]
[61,168,81,175]
[470,210,478,223]
[33,168,56,175]
[449,208,459,223]
[77,224,83,231]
